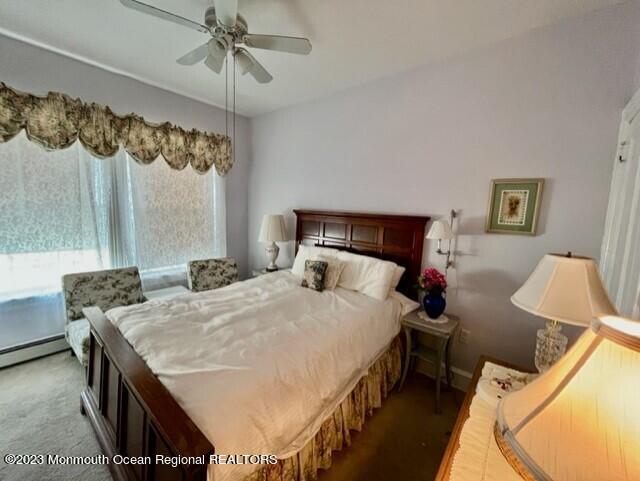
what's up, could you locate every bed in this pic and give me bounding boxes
[81,210,430,481]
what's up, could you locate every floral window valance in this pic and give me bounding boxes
[0,82,232,175]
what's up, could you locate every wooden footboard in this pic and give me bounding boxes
[82,306,213,481]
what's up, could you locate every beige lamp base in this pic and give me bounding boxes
[264,241,280,271]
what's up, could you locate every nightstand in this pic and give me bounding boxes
[399,309,460,413]
[251,267,291,277]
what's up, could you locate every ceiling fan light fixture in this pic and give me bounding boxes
[235,50,254,75]
[213,0,238,29]
[204,6,217,27]
[204,54,224,74]
[208,38,227,56]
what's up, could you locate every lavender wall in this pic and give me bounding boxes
[249,2,640,372]
[634,38,640,93]
[0,35,250,277]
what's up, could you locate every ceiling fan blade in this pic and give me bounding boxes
[213,0,238,28]
[119,0,209,34]
[243,34,312,55]
[176,43,209,66]
[235,48,273,84]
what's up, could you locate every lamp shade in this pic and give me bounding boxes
[495,315,640,481]
[258,214,287,242]
[511,253,616,326]
[235,49,254,75]
[426,220,454,240]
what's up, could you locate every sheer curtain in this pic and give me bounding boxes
[600,105,640,320]
[0,133,114,349]
[0,133,226,350]
[125,153,226,290]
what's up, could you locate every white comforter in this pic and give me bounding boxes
[106,271,406,481]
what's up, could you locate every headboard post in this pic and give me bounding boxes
[293,209,430,299]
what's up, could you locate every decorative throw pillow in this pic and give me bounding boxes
[317,255,346,291]
[301,260,328,292]
[292,244,339,278]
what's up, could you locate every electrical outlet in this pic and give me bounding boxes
[459,328,471,344]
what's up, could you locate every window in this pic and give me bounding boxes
[0,132,226,350]
[128,154,225,271]
[0,134,110,300]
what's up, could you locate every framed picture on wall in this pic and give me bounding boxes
[485,178,544,235]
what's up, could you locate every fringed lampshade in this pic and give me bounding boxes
[495,315,640,481]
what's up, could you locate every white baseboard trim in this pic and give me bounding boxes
[414,359,473,392]
[0,337,69,369]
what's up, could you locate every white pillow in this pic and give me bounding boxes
[388,291,420,316]
[292,244,340,278]
[317,254,346,291]
[389,265,406,293]
[335,250,396,301]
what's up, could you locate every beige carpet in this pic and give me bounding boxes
[0,351,112,481]
[0,351,460,481]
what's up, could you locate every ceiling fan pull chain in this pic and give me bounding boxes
[225,52,229,143]
[233,48,236,167]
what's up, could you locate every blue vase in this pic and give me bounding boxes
[423,292,446,319]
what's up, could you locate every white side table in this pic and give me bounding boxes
[399,309,460,413]
[251,267,291,278]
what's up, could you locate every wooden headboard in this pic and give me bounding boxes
[294,209,430,299]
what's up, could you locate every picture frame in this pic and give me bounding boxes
[485,178,544,235]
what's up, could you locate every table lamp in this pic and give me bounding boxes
[495,315,640,481]
[511,252,616,372]
[258,214,288,271]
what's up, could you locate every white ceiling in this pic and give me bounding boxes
[0,0,627,116]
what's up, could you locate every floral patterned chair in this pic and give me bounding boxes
[187,257,239,292]
[62,266,146,367]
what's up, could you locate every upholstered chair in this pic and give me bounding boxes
[187,257,239,292]
[62,266,146,367]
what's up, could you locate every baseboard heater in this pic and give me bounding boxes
[0,335,69,369]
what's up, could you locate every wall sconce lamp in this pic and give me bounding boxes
[426,210,456,269]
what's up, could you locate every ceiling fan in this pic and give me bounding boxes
[119,0,312,84]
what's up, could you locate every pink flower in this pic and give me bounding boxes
[417,267,447,293]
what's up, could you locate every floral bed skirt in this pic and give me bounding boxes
[245,335,403,481]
